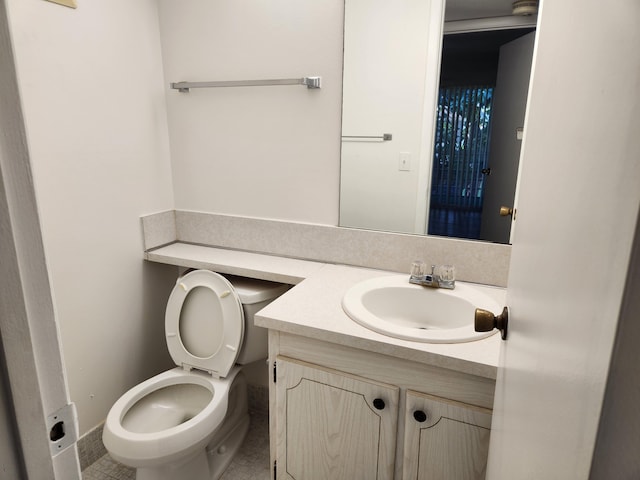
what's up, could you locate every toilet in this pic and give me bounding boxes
[103,270,288,480]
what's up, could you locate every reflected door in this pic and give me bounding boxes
[479,32,535,243]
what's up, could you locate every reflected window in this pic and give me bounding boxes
[429,85,493,239]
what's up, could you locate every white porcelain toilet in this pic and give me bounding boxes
[103,270,288,480]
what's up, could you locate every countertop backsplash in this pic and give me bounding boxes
[141,210,511,287]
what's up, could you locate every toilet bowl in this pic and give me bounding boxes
[103,270,288,480]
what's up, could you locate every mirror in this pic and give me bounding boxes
[339,0,537,243]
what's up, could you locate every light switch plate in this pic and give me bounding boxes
[45,0,77,8]
[399,152,411,171]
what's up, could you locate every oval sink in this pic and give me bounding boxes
[342,275,501,343]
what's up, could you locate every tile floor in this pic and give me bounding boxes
[82,411,270,480]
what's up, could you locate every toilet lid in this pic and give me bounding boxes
[165,270,244,378]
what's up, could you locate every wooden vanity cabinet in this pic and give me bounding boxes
[403,390,492,480]
[274,357,399,479]
[269,331,495,480]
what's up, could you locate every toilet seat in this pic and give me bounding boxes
[165,270,244,378]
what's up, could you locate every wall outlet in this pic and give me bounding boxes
[399,152,411,171]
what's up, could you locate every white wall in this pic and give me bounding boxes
[340,0,433,233]
[157,0,343,225]
[0,360,21,478]
[6,0,178,435]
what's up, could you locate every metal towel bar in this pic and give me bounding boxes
[171,76,321,92]
[341,133,393,141]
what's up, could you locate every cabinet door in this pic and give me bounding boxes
[403,390,492,480]
[274,356,399,480]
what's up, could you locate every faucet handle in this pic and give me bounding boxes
[436,265,456,286]
[410,261,426,277]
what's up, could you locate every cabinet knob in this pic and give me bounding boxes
[372,398,385,410]
[413,410,428,423]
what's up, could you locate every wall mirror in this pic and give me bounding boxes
[339,0,537,244]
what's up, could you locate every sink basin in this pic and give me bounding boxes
[342,275,501,343]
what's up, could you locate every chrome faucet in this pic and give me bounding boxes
[409,262,456,290]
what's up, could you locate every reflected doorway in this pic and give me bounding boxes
[428,28,535,242]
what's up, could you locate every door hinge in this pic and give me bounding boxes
[273,361,277,383]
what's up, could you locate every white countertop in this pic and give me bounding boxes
[146,242,504,380]
[145,242,324,284]
[255,263,504,380]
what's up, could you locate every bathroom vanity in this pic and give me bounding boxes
[255,264,502,480]
[145,239,504,480]
[269,334,493,479]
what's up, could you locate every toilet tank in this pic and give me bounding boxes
[223,275,290,365]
